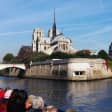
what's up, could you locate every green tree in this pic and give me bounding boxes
[75,50,91,58]
[49,52,71,59]
[97,50,109,59]
[31,52,49,62]
[3,53,15,63]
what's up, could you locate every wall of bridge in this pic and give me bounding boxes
[0,64,26,70]
[0,64,26,77]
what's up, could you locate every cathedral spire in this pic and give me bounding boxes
[52,9,57,38]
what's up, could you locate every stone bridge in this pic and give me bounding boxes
[0,64,26,70]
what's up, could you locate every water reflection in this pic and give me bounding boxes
[0,77,112,112]
[66,80,112,112]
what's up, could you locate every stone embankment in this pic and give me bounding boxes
[24,58,112,81]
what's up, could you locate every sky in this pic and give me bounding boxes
[0,0,112,61]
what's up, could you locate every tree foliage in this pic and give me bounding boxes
[75,50,91,58]
[3,53,15,63]
[97,50,109,59]
[49,52,71,59]
[2,49,111,64]
[31,52,49,62]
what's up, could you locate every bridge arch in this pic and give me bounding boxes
[0,64,26,70]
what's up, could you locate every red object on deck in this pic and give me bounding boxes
[0,101,7,112]
[0,89,5,99]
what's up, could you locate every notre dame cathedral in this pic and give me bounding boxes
[32,11,75,55]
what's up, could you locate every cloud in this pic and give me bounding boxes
[0,30,32,36]
[78,26,112,38]
[0,0,107,27]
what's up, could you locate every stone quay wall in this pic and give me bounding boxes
[25,58,112,81]
[25,60,68,79]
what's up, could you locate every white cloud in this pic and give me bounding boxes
[78,26,112,38]
[0,30,32,36]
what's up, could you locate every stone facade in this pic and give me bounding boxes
[32,13,75,55]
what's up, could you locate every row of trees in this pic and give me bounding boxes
[3,49,111,64]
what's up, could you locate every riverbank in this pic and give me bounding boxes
[0,58,112,81]
[23,74,112,82]
[24,58,112,81]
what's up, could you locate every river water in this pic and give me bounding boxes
[0,76,112,112]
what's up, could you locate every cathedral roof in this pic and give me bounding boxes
[51,34,71,43]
